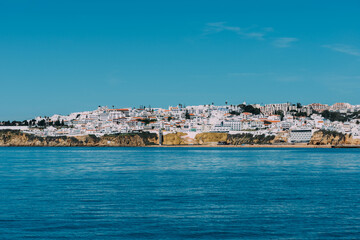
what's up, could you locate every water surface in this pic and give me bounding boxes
[1,147,360,239]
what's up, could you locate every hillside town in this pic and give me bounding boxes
[1,102,360,144]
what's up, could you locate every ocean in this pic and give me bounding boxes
[1,147,360,239]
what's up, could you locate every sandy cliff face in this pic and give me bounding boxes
[0,130,158,147]
[227,133,275,145]
[162,132,189,145]
[309,130,360,146]
[5,129,357,147]
[162,132,275,145]
[162,132,227,145]
[195,133,228,145]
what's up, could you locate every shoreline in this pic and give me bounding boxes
[148,144,333,148]
[2,144,357,148]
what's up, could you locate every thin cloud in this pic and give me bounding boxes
[323,44,360,56]
[203,22,271,40]
[272,37,298,48]
[203,23,298,48]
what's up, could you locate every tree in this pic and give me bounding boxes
[243,105,261,115]
[54,120,61,126]
[321,110,347,122]
[294,111,307,117]
[297,102,302,108]
[274,110,284,121]
[237,104,246,110]
[185,110,191,119]
[138,118,157,125]
[37,119,46,127]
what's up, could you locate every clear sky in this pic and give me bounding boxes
[1,0,360,120]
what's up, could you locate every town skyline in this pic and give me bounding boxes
[1,101,359,145]
[1,100,360,122]
[0,100,359,122]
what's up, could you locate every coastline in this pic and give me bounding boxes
[147,144,333,148]
[0,144,343,148]
[1,130,359,148]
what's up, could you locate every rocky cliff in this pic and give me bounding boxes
[162,132,227,145]
[195,133,228,145]
[5,129,357,147]
[309,130,360,146]
[162,132,275,145]
[227,133,275,145]
[162,132,189,145]
[0,130,158,147]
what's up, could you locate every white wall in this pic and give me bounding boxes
[0,126,29,130]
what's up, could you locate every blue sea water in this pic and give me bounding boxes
[0,147,360,239]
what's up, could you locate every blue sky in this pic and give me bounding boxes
[1,0,360,120]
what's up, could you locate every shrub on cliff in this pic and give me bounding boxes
[227,134,275,145]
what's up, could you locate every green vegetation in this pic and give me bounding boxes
[320,110,360,122]
[315,129,347,142]
[137,118,157,125]
[321,110,347,122]
[37,119,46,127]
[318,129,345,137]
[295,112,308,117]
[242,105,261,115]
[0,120,29,126]
[229,111,240,115]
[0,130,158,146]
[185,110,191,119]
[1,118,66,127]
[230,104,261,115]
[274,110,284,120]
